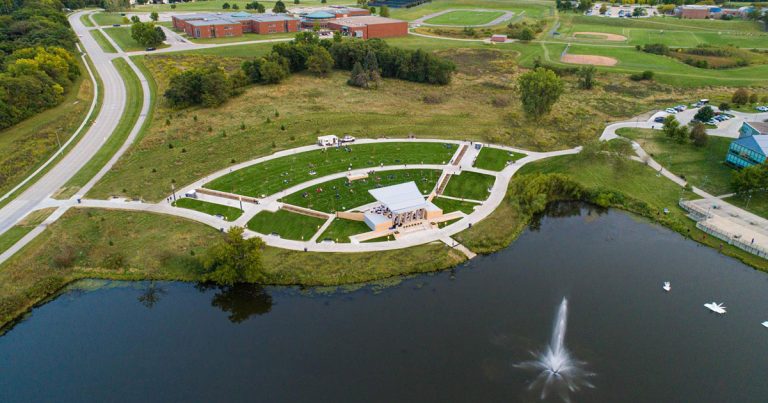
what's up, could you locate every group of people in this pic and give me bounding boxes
[369,205,426,228]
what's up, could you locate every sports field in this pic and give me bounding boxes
[424,10,505,25]
[280,169,441,213]
[246,209,326,240]
[205,142,456,198]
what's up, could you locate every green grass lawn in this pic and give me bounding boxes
[206,142,456,198]
[316,218,371,243]
[0,209,55,255]
[431,196,479,214]
[90,30,117,53]
[618,128,734,195]
[104,27,170,52]
[185,32,295,44]
[91,12,127,26]
[727,193,768,219]
[424,10,505,25]
[281,169,441,213]
[172,198,243,221]
[80,13,94,27]
[62,58,142,198]
[474,147,525,171]
[246,209,326,240]
[442,171,496,201]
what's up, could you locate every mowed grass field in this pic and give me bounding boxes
[390,0,551,21]
[474,147,525,171]
[619,128,735,195]
[91,12,127,26]
[316,218,371,243]
[281,169,441,213]
[135,0,349,12]
[246,209,326,240]
[205,142,456,198]
[443,171,495,201]
[104,27,169,52]
[431,196,479,214]
[172,198,243,221]
[424,10,505,25]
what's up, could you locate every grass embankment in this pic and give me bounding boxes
[443,171,495,201]
[281,169,441,213]
[89,48,689,202]
[431,196,479,214]
[0,56,95,202]
[247,209,326,240]
[90,29,117,53]
[0,209,56,255]
[424,10,505,26]
[618,127,734,195]
[316,218,371,243]
[0,207,468,332]
[474,147,526,171]
[104,26,170,52]
[205,142,456,198]
[58,58,144,199]
[186,32,296,45]
[173,198,243,221]
[80,13,94,27]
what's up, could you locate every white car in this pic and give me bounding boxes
[665,108,678,114]
[341,135,356,143]
[757,106,768,112]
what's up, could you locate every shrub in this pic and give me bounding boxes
[732,88,750,105]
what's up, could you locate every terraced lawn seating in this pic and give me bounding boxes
[431,196,479,215]
[424,10,504,26]
[172,198,243,221]
[442,171,496,201]
[281,169,442,213]
[474,147,525,171]
[246,209,326,241]
[316,218,371,243]
[205,142,456,198]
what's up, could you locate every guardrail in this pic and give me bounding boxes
[696,220,768,259]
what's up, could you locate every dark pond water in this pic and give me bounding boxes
[2,203,768,403]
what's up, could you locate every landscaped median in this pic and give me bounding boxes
[173,198,243,221]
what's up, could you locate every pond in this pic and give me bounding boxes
[2,203,767,402]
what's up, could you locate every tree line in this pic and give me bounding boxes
[0,0,82,130]
[164,32,455,108]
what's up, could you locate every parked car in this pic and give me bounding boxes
[112,24,120,27]
[654,116,666,123]
[675,105,687,111]
[665,108,678,114]
[145,47,156,51]
[475,143,483,150]
[341,135,356,143]
[707,119,718,125]
[757,106,768,112]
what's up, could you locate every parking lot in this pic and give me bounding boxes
[587,3,659,18]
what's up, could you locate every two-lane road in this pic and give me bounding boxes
[0,11,132,235]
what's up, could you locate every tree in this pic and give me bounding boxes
[306,46,334,76]
[272,0,286,13]
[348,61,370,88]
[732,88,750,105]
[232,3,239,9]
[517,67,564,118]
[577,65,596,90]
[171,3,176,9]
[718,102,730,112]
[749,92,759,104]
[693,105,714,122]
[599,3,607,14]
[150,11,158,21]
[131,22,164,48]
[733,164,768,196]
[259,53,290,83]
[222,2,230,9]
[689,121,708,147]
[577,0,593,12]
[380,5,389,17]
[662,115,688,143]
[518,27,534,41]
[130,15,140,23]
[200,227,266,286]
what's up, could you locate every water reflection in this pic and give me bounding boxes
[528,202,606,231]
[196,283,273,323]
[137,282,166,309]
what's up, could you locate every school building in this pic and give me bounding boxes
[172,12,300,38]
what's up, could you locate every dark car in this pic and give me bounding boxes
[654,116,665,123]
[145,47,156,51]
[112,24,120,27]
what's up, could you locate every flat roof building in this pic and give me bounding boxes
[173,12,300,38]
[363,182,442,231]
[326,16,409,39]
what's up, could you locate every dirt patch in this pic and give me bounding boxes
[561,54,618,66]
[574,32,627,41]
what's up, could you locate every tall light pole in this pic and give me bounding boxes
[171,183,177,202]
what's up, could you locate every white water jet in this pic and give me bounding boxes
[516,298,594,403]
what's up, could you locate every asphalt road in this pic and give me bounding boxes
[0,11,130,235]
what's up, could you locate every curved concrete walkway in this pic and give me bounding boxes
[412,8,515,27]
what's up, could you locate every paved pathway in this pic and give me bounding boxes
[412,8,515,27]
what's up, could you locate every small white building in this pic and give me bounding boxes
[317,135,338,146]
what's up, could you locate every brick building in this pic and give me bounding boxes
[675,5,712,19]
[326,16,409,39]
[172,12,299,39]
